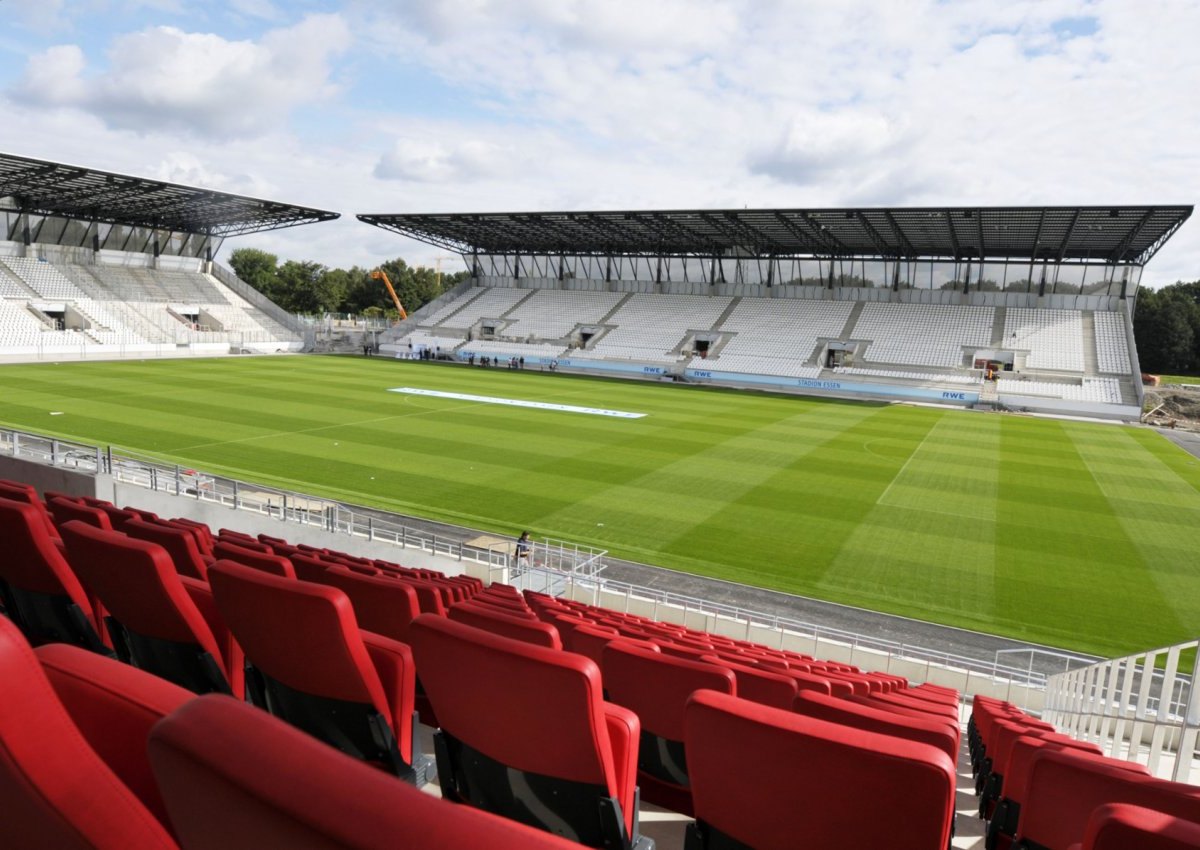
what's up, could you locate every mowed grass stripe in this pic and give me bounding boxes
[1067,424,1200,645]
[532,398,888,569]
[2,356,1200,654]
[816,412,999,627]
[649,404,930,589]
[993,419,1185,656]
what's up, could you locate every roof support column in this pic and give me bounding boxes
[513,253,521,281]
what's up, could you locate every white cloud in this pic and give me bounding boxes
[0,1,1197,284]
[11,13,352,137]
[375,138,509,183]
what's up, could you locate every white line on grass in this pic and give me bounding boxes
[388,387,647,418]
[874,417,942,507]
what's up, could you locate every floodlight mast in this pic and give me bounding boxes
[369,269,408,320]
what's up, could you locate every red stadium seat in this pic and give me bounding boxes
[567,623,623,668]
[212,540,295,578]
[602,640,735,815]
[987,735,1123,850]
[684,689,956,850]
[701,655,798,709]
[320,565,422,645]
[207,560,424,783]
[47,495,114,530]
[794,688,959,764]
[409,614,648,849]
[978,715,1056,812]
[59,521,243,698]
[0,478,60,540]
[449,600,562,649]
[147,694,582,850]
[1079,803,1200,850]
[0,615,178,850]
[0,497,106,652]
[37,642,192,837]
[124,517,211,580]
[1016,748,1200,850]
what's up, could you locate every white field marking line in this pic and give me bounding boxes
[874,417,943,507]
[387,387,647,419]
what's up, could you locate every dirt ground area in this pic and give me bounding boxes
[1143,384,1200,430]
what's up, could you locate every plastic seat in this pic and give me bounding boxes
[125,518,211,580]
[1017,748,1200,850]
[212,540,295,578]
[684,689,956,850]
[987,735,1127,850]
[409,614,649,849]
[0,497,106,651]
[207,560,425,783]
[59,521,242,697]
[701,655,798,709]
[320,565,422,644]
[37,641,194,837]
[794,689,959,764]
[147,694,583,850]
[449,600,562,649]
[0,615,178,850]
[48,495,114,530]
[1078,803,1200,850]
[602,640,735,815]
[0,478,60,540]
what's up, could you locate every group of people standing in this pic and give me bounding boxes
[466,354,525,369]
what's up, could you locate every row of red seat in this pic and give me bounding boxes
[0,482,962,847]
[0,613,583,850]
[6,477,1196,848]
[401,581,969,847]
[970,694,1200,849]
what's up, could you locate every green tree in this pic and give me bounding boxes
[1135,287,1198,374]
[228,248,279,298]
[274,260,343,314]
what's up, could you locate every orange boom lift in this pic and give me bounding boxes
[369,269,408,320]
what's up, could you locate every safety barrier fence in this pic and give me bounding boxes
[1043,638,1199,782]
[508,563,1084,699]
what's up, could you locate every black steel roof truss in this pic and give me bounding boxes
[880,210,918,256]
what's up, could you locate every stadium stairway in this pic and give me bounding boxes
[837,299,865,340]
[1081,312,1100,375]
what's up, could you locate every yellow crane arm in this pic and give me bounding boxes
[369,270,408,320]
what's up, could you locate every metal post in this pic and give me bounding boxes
[282,494,288,522]
[232,479,240,510]
[106,445,113,475]
[51,439,59,466]
[174,465,181,495]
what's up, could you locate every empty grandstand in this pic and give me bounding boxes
[363,205,1191,419]
[0,151,338,359]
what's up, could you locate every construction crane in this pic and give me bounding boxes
[369,269,408,320]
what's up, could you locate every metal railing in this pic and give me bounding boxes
[0,425,607,576]
[1042,638,1199,782]
[511,563,1056,692]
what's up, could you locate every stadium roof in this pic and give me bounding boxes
[0,151,339,237]
[359,205,1193,266]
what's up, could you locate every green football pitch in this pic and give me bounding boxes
[1,354,1198,657]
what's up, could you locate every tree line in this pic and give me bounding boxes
[1133,281,1200,375]
[227,248,471,318]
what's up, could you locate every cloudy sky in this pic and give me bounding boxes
[1,0,1197,284]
